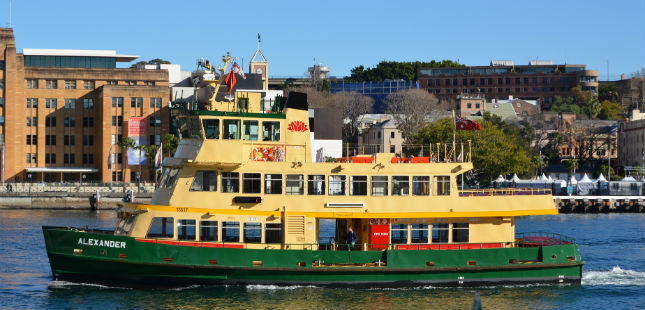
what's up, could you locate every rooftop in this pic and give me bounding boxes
[22,48,138,62]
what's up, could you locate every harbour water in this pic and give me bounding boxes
[0,210,643,310]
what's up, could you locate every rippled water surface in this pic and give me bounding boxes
[0,210,643,310]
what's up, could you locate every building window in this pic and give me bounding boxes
[64,80,76,89]
[434,176,450,196]
[143,81,155,86]
[146,217,174,238]
[0,98,4,107]
[328,175,346,195]
[112,97,123,107]
[64,98,76,109]
[475,103,480,109]
[452,223,469,243]
[27,79,38,89]
[82,135,94,146]
[125,80,136,86]
[177,219,196,241]
[83,117,94,128]
[45,135,56,145]
[432,223,449,243]
[371,176,388,196]
[412,176,430,196]
[286,174,304,195]
[264,174,282,194]
[200,221,218,241]
[350,176,367,195]
[411,224,429,243]
[45,117,56,127]
[221,172,240,193]
[150,97,162,108]
[26,135,37,145]
[307,175,325,195]
[83,80,95,89]
[243,173,262,193]
[392,176,409,196]
[45,98,57,109]
[244,223,262,243]
[107,80,118,85]
[222,221,240,242]
[64,117,76,127]
[83,98,94,109]
[26,98,37,108]
[391,224,408,244]
[265,223,282,243]
[262,121,280,141]
[190,171,217,191]
[131,97,143,108]
[63,153,75,164]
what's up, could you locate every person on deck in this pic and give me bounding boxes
[346,226,358,250]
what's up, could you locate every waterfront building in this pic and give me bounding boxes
[0,28,170,183]
[329,80,417,113]
[418,60,598,109]
[618,109,645,173]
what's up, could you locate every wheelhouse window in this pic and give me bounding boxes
[160,168,179,189]
[350,176,367,196]
[190,171,217,191]
[243,120,259,141]
[452,223,469,243]
[177,219,196,240]
[264,174,282,194]
[200,221,218,241]
[434,176,450,196]
[411,224,429,243]
[329,175,346,195]
[285,174,304,195]
[392,176,409,196]
[371,176,388,196]
[202,119,220,139]
[243,173,262,193]
[412,176,430,196]
[391,224,408,244]
[265,223,282,243]
[432,223,449,243]
[308,175,325,195]
[189,118,203,140]
[262,121,280,141]
[177,118,190,139]
[146,217,174,238]
[242,223,261,243]
[221,172,240,193]
[222,221,240,242]
[223,119,241,139]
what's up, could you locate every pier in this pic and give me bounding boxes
[554,196,645,213]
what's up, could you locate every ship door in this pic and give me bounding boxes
[335,219,348,245]
[369,219,390,250]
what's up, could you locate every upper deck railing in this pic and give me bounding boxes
[459,188,552,197]
[340,142,472,163]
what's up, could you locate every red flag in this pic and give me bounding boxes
[225,70,236,93]
[456,117,481,131]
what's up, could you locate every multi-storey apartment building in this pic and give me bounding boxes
[1,28,170,183]
[418,60,598,109]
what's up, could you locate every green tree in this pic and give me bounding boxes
[347,60,464,82]
[597,100,624,120]
[130,58,172,68]
[320,79,330,92]
[549,96,580,114]
[163,134,179,157]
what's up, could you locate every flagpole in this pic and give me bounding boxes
[452,110,456,162]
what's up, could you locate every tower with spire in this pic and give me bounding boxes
[249,33,268,90]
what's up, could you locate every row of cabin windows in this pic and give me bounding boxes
[177,118,281,141]
[190,171,451,196]
[146,217,282,243]
[390,223,469,244]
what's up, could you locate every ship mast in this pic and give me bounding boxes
[203,52,232,111]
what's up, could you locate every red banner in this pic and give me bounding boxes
[128,117,147,136]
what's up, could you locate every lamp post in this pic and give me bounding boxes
[27,174,32,194]
[82,174,86,184]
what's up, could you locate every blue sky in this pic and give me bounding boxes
[5,0,644,80]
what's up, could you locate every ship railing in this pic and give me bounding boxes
[458,187,552,197]
[291,242,511,251]
[339,141,472,163]
[515,232,575,247]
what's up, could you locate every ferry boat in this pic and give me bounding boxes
[42,55,584,288]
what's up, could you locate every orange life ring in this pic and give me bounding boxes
[266,146,275,161]
[252,147,266,161]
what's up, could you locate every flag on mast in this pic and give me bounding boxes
[155,144,163,171]
[455,117,482,131]
[232,62,246,79]
[225,70,236,94]
[107,144,113,171]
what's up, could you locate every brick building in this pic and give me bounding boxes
[1,28,170,183]
[418,60,598,109]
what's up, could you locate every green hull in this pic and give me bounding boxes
[43,226,584,288]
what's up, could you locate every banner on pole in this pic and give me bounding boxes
[128,117,147,165]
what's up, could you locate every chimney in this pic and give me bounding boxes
[621,73,625,80]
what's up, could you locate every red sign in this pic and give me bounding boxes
[128,117,147,136]
[287,121,308,132]
[370,224,390,250]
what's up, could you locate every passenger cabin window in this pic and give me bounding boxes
[329,175,346,195]
[146,217,174,238]
[391,224,408,244]
[222,221,240,242]
[350,176,367,195]
[190,171,217,191]
[264,174,282,194]
[177,219,196,240]
[412,176,430,196]
[200,221,218,241]
[265,223,283,243]
[392,176,409,196]
[285,174,304,195]
[243,120,259,141]
[244,223,262,243]
[371,176,388,196]
[203,119,220,139]
[177,118,190,139]
[308,175,325,195]
[262,121,280,141]
[411,224,429,243]
[243,173,262,193]
[224,119,241,139]
[452,223,469,243]
[434,176,450,196]
[432,223,449,243]
[221,172,240,193]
